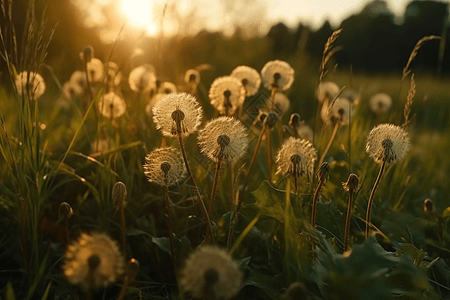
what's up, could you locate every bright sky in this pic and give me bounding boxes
[266,0,412,28]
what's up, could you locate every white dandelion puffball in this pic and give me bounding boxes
[276,137,317,179]
[261,60,294,91]
[98,92,126,119]
[106,61,122,86]
[152,92,203,138]
[181,246,243,300]
[272,92,291,115]
[317,81,340,103]
[184,69,201,85]
[296,123,314,142]
[70,70,88,89]
[63,233,124,290]
[370,93,392,115]
[366,123,410,164]
[230,65,261,97]
[209,76,245,116]
[198,117,249,164]
[63,81,83,98]
[15,71,46,99]
[158,81,177,94]
[143,147,187,187]
[321,97,354,126]
[129,64,157,93]
[86,58,104,82]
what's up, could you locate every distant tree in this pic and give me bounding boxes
[266,22,294,58]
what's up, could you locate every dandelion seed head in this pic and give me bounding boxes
[370,93,392,115]
[152,93,202,137]
[129,64,157,93]
[143,147,186,187]
[198,117,249,164]
[15,71,46,99]
[276,137,317,179]
[91,138,109,154]
[184,69,200,85]
[63,81,83,99]
[98,92,126,119]
[209,76,245,115]
[86,58,104,82]
[261,60,294,91]
[181,246,242,300]
[317,81,340,103]
[296,124,314,142]
[366,123,410,164]
[272,92,290,115]
[63,233,124,290]
[322,97,354,126]
[158,81,177,94]
[107,61,122,86]
[70,71,88,89]
[230,65,261,96]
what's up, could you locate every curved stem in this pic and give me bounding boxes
[164,185,177,275]
[177,134,214,244]
[284,177,292,282]
[118,198,127,256]
[242,126,266,194]
[318,121,340,166]
[344,190,354,251]
[208,159,222,217]
[311,180,324,227]
[365,161,386,238]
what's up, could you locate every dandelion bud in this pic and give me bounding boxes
[184,69,201,85]
[423,198,435,213]
[342,173,359,193]
[59,202,74,220]
[82,45,94,63]
[285,282,307,300]
[263,111,279,128]
[112,182,127,206]
[317,162,330,182]
[289,113,301,130]
[126,258,140,282]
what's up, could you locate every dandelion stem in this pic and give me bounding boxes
[208,158,222,217]
[118,198,127,256]
[164,185,177,275]
[344,189,354,251]
[265,129,272,183]
[116,276,130,300]
[270,86,277,111]
[177,134,214,244]
[365,161,386,238]
[311,179,324,227]
[243,126,266,194]
[83,60,97,120]
[284,177,292,282]
[318,121,340,166]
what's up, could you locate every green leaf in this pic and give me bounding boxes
[152,234,192,263]
[40,283,51,300]
[252,180,285,222]
[126,228,152,237]
[6,282,16,300]
[442,207,450,220]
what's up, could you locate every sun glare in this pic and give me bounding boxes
[120,0,158,35]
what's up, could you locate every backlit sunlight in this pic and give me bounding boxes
[120,0,158,35]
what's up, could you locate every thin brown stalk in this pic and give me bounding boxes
[402,74,415,129]
[402,36,440,81]
[344,192,354,251]
[265,129,272,183]
[208,159,222,216]
[118,201,127,256]
[164,185,177,274]
[270,86,278,111]
[318,121,340,166]
[365,161,386,238]
[177,134,214,243]
[116,276,130,300]
[311,180,324,227]
[242,125,267,194]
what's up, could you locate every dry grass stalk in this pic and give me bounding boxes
[318,28,342,86]
[402,35,440,81]
[402,74,415,129]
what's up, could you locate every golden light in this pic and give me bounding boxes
[120,0,158,35]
